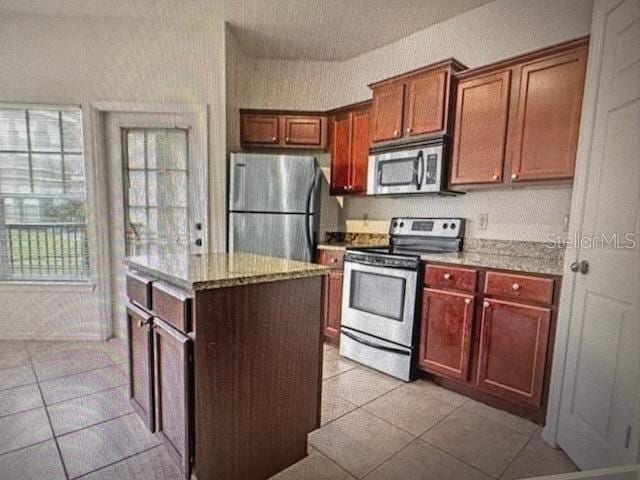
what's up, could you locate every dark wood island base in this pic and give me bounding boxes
[124,253,328,480]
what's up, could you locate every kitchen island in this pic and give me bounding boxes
[124,252,329,480]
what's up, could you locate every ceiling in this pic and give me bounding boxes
[0,0,495,60]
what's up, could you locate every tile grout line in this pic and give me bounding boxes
[26,347,72,480]
[45,382,128,408]
[72,444,162,480]
[496,427,541,479]
[54,412,138,440]
[0,437,53,460]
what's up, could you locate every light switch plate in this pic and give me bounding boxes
[478,213,489,230]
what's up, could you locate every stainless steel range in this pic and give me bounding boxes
[339,217,465,381]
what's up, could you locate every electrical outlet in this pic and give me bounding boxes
[478,213,489,230]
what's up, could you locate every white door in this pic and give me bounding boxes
[105,111,208,337]
[556,0,640,469]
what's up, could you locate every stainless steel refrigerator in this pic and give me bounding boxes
[228,153,321,262]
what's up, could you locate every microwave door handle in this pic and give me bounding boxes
[414,151,424,190]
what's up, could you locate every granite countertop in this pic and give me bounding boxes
[125,252,329,291]
[318,239,564,276]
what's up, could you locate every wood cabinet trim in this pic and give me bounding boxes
[454,36,589,81]
[368,58,467,88]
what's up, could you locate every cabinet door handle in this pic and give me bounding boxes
[512,283,520,291]
[406,127,412,133]
[483,301,490,308]
[331,258,338,263]
[271,136,277,141]
[285,137,290,142]
[443,273,451,280]
[511,173,519,180]
[393,130,399,136]
[492,174,499,181]
[464,298,471,305]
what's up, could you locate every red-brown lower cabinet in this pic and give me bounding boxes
[126,303,155,431]
[477,299,551,407]
[153,317,194,479]
[419,288,474,381]
[323,270,344,341]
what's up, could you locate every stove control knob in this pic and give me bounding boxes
[392,221,398,228]
[399,222,405,228]
[443,223,448,229]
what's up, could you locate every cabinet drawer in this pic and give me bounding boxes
[424,264,477,292]
[126,272,153,310]
[317,249,345,270]
[484,271,554,305]
[151,282,192,333]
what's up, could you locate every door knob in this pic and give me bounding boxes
[512,283,520,291]
[443,273,451,280]
[464,298,471,305]
[570,260,589,274]
[483,301,490,308]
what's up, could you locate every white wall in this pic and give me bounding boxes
[0,12,227,340]
[234,0,593,240]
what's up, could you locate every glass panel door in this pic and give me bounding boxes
[123,128,189,258]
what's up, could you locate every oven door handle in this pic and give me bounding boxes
[342,329,411,356]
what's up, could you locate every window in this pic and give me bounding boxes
[0,107,89,281]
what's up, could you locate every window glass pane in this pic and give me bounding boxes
[148,208,158,237]
[0,107,88,281]
[147,130,187,170]
[147,171,157,207]
[32,153,63,194]
[0,109,28,150]
[126,131,145,169]
[63,154,86,194]
[62,110,83,152]
[0,153,31,194]
[29,110,61,152]
[127,171,146,207]
[157,171,187,208]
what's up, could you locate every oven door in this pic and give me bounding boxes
[368,144,443,195]
[341,259,418,347]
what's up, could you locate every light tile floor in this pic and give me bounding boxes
[0,340,578,480]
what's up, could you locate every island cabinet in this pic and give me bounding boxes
[240,109,327,150]
[317,249,345,343]
[418,264,561,423]
[450,36,588,188]
[125,253,326,480]
[327,101,371,195]
[369,59,466,146]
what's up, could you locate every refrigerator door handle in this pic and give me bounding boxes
[304,167,320,262]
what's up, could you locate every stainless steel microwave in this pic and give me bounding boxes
[367,137,455,196]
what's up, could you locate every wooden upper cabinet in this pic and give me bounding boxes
[405,69,448,137]
[370,82,405,142]
[450,37,588,188]
[328,102,371,195]
[419,289,474,381]
[330,112,352,195]
[477,299,551,407]
[284,116,323,146]
[241,114,279,145]
[369,59,466,146]
[508,47,587,182]
[239,110,327,149]
[349,107,370,192]
[450,70,511,185]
